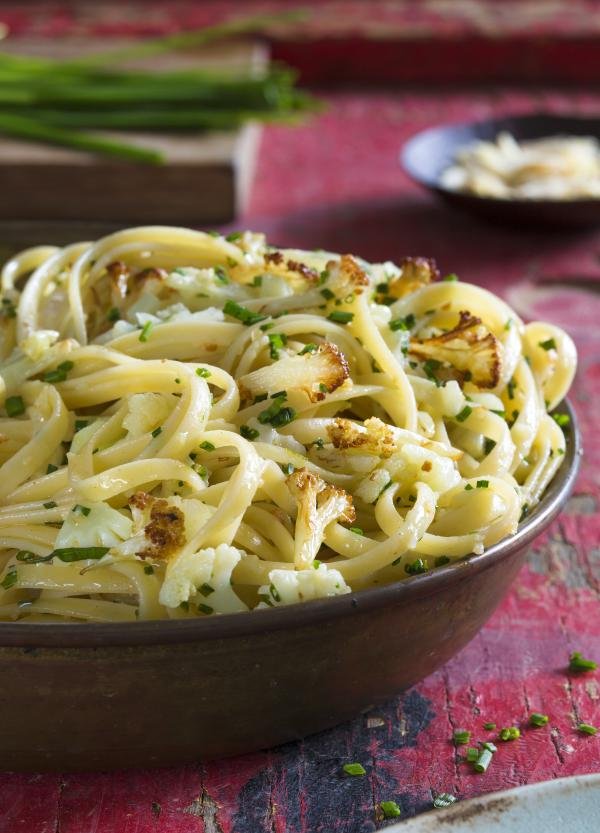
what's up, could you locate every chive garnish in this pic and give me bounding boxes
[197,603,213,615]
[389,314,415,332]
[498,727,520,741]
[268,332,287,360]
[342,762,366,776]
[380,801,401,819]
[539,338,557,351]
[280,463,295,475]
[51,547,110,562]
[455,405,472,422]
[552,413,570,430]
[443,273,458,282]
[569,651,597,672]
[5,395,25,417]
[72,504,91,517]
[483,722,496,731]
[349,527,363,536]
[473,748,493,773]
[223,300,267,326]
[299,343,318,354]
[46,463,58,474]
[578,723,597,735]
[196,367,211,378]
[225,231,242,242]
[240,425,259,441]
[151,426,162,438]
[405,558,427,575]
[257,397,296,428]
[476,480,489,489]
[74,419,88,432]
[43,501,57,509]
[507,378,517,399]
[466,747,479,762]
[483,437,497,456]
[327,310,354,324]
[214,266,229,284]
[198,583,214,597]
[0,569,17,589]
[107,307,121,322]
[453,729,471,746]
[529,713,549,727]
[139,320,153,342]
[199,441,215,451]
[433,793,457,808]
[320,288,335,300]
[143,565,155,575]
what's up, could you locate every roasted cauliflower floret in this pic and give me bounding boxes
[238,342,350,403]
[54,502,133,550]
[410,311,502,389]
[322,254,369,298]
[159,543,248,612]
[286,468,355,568]
[379,257,440,301]
[327,416,397,458]
[259,563,350,607]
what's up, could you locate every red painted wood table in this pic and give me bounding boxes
[0,85,598,833]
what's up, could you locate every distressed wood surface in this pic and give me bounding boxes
[0,85,599,832]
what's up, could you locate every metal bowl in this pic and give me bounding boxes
[401,114,600,229]
[0,403,580,771]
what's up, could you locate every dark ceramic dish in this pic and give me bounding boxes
[0,404,580,771]
[401,114,600,228]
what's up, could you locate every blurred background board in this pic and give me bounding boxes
[0,38,265,225]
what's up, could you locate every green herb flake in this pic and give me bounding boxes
[483,437,497,456]
[578,723,598,736]
[197,603,213,615]
[257,396,296,428]
[389,313,415,332]
[569,651,597,672]
[51,546,109,562]
[443,273,459,282]
[519,503,530,523]
[74,419,88,433]
[107,307,121,322]
[539,338,557,351]
[498,726,520,741]
[299,343,318,355]
[342,762,366,777]
[472,748,493,773]
[405,558,428,575]
[327,310,354,324]
[529,713,549,727]
[552,413,570,430]
[223,300,267,326]
[139,320,154,342]
[280,463,295,476]
[455,405,472,423]
[0,568,17,589]
[507,378,517,399]
[380,801,401,820]
[465,483,474,491]
[435,556,451,567]
[433,793,457,809]
[43,501,58,509]
[453,729,471,746]
[240,424,259,441]
[320,288,335,300]
[72,504,91,517]
[225,231,242,242]
[349,527,363,536]
[5,395,25,418]
[268,332,288,360]
[483,722,496,731]
[46,463,58,474]
[200,441,215,451]
[466,747,480,762]
[214,266,230,285]
[151,426,162,438]
[143,565,155,575]
[476,480,489,489]
[199,582,214,597]
[196,367,211,378]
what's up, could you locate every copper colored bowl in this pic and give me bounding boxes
[0,403,580,771]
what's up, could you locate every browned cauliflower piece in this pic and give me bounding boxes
[323,254,369,298]
[238,342,350,403]
[327,416,396,458]
[128,492,185,562]
[409,311,502,389]
[379,257,440,301]
[287,468,356,568]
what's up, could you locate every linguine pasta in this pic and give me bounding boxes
[0,227,576,622]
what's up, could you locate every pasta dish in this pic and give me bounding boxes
[441,132,600,200]
[0,227,576,622]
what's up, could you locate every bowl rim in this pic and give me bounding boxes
[0,401,581,648]
[401,111,600,206]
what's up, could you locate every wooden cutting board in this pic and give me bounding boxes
[0,38,265,228]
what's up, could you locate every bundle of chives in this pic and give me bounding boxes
[0,11,317,163]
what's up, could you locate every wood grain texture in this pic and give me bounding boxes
[0,81,599,833]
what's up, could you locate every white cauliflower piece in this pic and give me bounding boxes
[165,267,248,305]
[94,319,136,344]
[384,443,460,494]
[259,563,350,607]
[69,418,106,454]
[21,329,59,361]
[54,502,133,549]
[287,468,355,568]
[322,254,370,299]
[354,468,391,504]
[159,543,248,613]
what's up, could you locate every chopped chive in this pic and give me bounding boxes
[267,332,287,360]
[519,503,530,523]
[349,527,363,536]
[380,801,401,820]
[476,480,489,489]
[240,424,259,441]
[254,393,268,403]
[223,300,267,326]
[74,419,88,432]
[466,747,479,762]
[312,560,321,569]
[473,748,493,773]
[257,396,296,428]
[43,501,57,509]
[269,584,281,603]
[320,288,335,300]
[199,441,215,451]
[435,555,450,567]
[498,726,520,741]
[318,383,329,393]
[51,546,109,562]
[143,564,155,575]
[225,231,242,242]
[481,741,497,753]
[405,558,428,575]
[342,762,366,776]
[569,651,597,672]
[423,358,443,386]
[198,582,214,597]
[539,338,557,351]
[433,793,457,809]
[151,426,162,438]
[197,603,213,615]
[507,378,517,399]
[206,230,220,238]
[483,437,497,456]
[259,322,274,332]
[327,310,354,324]
[5,395,25,417]
[389,313,415,332]
[578,723,597,735]
[552,413,570,430]
[46,463,58,474]
[455,405,472,422]
[453,729,471,746]
[0,568,17,589]
[72,504,91,517]
[139,320,153,342]
[443,273,458,282]
[280,463,295,475]
[529,713,549,727]
[465,483,474,491]
[504,318,513,330]
[299,342,318,354]
[196,367,211,378]
[107,306,121,322]
[213,266,229,285]
[483,722,496,731]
